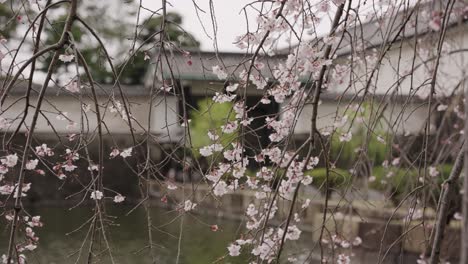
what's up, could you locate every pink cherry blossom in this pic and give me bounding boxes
[207,131,219,141]
[339,132,352,142]
[35,144,54,157]
[221,122,238,134]
[65,81,80,93]
[1,154,18,167]
[213,181,228,196]
[62,163,77,172]
[199,146,213,157]
[110,148,120,158]
[213,92,236,103]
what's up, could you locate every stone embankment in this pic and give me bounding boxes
[149,182,460,261]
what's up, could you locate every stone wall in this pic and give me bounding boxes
[149,182,460,262]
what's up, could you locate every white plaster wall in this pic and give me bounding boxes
[290,23,468,136]
[293,100,430,135]
[330,23,468,98]
[1,94,181,140]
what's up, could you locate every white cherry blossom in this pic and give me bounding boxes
[113,194,125,203]
[91,190,103,200]
[26,159,38,170]
[183,200,197,211]
[1,154,18,167]
[212,65,227,79]
[120,148,132,158]
[59,54,74,62]
[227,244,241,256]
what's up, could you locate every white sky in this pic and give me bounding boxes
[140,0,303,52]
[138,0,389,52]
[3,0,279,84]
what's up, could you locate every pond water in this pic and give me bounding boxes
[0,205,418,263]
[1,205,300,263]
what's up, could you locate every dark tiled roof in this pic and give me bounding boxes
[2,80,148,97]
[145,50,288,84]
[1,77,423,104]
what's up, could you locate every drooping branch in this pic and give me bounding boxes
[5,0,79,262]
[308,1,347,261]
[462,22,468,263]
[5,0,53,148]
[428,142,464,264]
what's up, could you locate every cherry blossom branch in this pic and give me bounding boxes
[428,142,464,264]
[5,0,53,148]
[6,1,78,262]
[307,1,347,261]
[0,0,70,92]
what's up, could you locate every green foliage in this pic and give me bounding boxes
[40,8,199,84]
[40,14,114,83]
[118,13,200,84]
[0,5,18,38]
[304,167,352,189]
[250,163,454,204]
[189,98,237,159]
[330,127,388,167]
[107,12,202,85]
[117,52,147,85]
[140,12,200,48]
[330,101,390,167]
[303,164,453,202]
[368,164,454,197]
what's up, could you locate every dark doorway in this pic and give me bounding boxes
[244,96,279,168]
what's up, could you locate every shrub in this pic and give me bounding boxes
[252,164,454,204]
[189,98,237,159]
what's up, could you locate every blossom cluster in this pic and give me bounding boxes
[1,214,44,263]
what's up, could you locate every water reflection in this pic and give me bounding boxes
[1,205,253,264]
[0,205,418,263]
